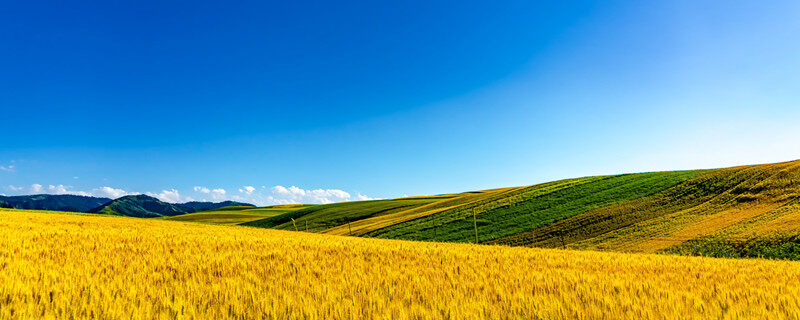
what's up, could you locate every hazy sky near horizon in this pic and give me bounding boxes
[2,1,800,205]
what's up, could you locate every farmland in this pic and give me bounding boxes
[232,160,800,260]
[241,196,450,232]
[2,208,800,319]
[366,170,705,243]
[164,204,313,225]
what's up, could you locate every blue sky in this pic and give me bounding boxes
[2,1,800,205]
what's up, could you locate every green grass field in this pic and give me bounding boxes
[366,170,706,243]
[236,160,800,260]
[165,204,313,225]
[238,171,708,243]
[6,161,800,262]
[322,187,524,236]
[241,197,447,232]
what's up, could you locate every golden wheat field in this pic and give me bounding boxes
[2,209,800,319]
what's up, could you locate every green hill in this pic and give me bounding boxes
[0,194,111,212]
[87,196,259,218]
[366,170,705,243]
[243,160,800,260]
[180,201,255,212]
[88,195,193,217]
[241,197,449,232]
[165,204,314,225]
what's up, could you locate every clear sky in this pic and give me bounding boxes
[2,1,800,205]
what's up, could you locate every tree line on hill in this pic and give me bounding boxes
[0,194,254,218]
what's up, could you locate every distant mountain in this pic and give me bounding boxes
[88,195,193,218]
[86,195,255,218]
[0,192,255,217]
[180,201,255,211]
[0,194,112,212]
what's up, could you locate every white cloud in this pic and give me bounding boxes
[271,185,289,195]
[0,165,15,172]
[184,184,375,206]
[4,182,155,200]
[7,184,88,196]
[7,183,142,198]
[262,196,299,205]
[48,185,69,194]
[4,182,375,207]
[193,186,211,193]
[355,193,373,201]
[211,188,226,200]
[239,186,255,195]
[265,185,375,205]
[93,186,134,199]
[195,186,228,200]
[146,189,182,203]
[272,185,307,197]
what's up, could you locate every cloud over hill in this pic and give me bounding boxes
[5,183,374,206]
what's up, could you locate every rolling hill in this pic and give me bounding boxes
[164,204,313,225]
[88,194,192,217]
[241,196,453,232]
[0,194,255,217]
[240,160,800,260]
[0,194,111,212]
[87,195,256,218]
[180,200,255,212]
[2,208,799,319]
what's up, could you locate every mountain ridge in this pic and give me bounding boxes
[88,195,190,217]
[181,200,255,212]
[0,194,254,216]
[0,194,112,212]
[87,195,255,218]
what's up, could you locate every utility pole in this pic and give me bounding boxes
[348,220,353,236]
[473,208,479,244]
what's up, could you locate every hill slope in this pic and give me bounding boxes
[487,160,800,254]
[0,194,111,212]
[242,196,451,232]
[179,201,255,212]
[2,209,799,319]
[88,195,193,217]
[0,194,254,215]
[165,204,313,225]
[245,160,800,259]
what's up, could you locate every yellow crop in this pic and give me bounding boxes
[2,209,800,319]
